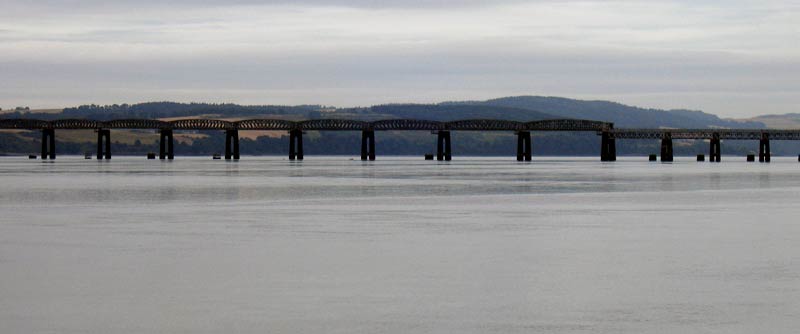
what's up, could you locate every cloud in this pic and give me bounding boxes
[0,0,798,117]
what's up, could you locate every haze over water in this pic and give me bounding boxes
[1,156,799,333]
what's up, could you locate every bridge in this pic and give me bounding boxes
[0,118,794,163]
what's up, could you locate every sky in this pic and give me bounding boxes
[0,0,798,117]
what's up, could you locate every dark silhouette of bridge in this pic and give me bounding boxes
[0,118,793,162]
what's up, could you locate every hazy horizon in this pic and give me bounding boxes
[1,0,798,117]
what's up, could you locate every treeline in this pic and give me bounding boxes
[354,104,556,121]
[1,102,324,120]
[1,101,557,122]
[3,100,569,122]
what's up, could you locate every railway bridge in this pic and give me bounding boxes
[0,118,794,162]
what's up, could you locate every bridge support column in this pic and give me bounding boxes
[96,129,111,160]
[361,130,375,161]
[225,129,239,160]
[709,133,721,162]
[289,129,303,160]
[600,131,616,161]
[159,129,174,160]
[516,131,532,161]
[660,133,673,162]
[759,133,770,163]
[41,129,55,160]
[437,131,451,161]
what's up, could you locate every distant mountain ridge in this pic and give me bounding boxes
[445,96,764,129]
[741,113,800,129]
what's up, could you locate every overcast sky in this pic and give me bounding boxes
[0,0,798,117]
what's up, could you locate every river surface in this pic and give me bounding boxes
[1,156,799,333]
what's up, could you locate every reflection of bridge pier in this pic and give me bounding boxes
[41,129,55,160]
[96,129,111,160]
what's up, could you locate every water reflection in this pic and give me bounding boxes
[2,156,800,333]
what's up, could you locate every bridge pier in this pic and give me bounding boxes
[516,131,532,161]
[96,129,111,160]
[437,131,452,161]
[224,129,239,160]
[159,129,174,160]
[660,133,673,162]
[759,133,770,163]
[289,129,304,160]
[600,131,616,161]
[709,133,721,162]
[361,130,376,161]
[41,129,56,160]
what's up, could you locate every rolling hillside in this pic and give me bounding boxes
[742,114,800,129]
[450,96,764,129]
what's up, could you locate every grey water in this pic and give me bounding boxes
[1,156,799,333]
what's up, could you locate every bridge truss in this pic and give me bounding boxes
[609,129,800,140]
[0,118,613,132]
[7,117,797,163]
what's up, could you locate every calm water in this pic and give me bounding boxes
[1,156,799,333]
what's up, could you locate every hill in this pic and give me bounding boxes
[741,113,800,129]
[449,96,764,129]
[344,103,557,121]
[2,98,767,129]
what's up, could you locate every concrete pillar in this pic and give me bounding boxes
[159,129,174,160]
[437,131,451,161]
[516,131,532,161]
[225,129,239,160]
[759,133,770,163]
[709,133,721,162]
[600,131,616,161]
[660,133,673,162]
[96,129,111,160]
[361,130,376,161]
[41,129,56,160]
[289,129,303,160]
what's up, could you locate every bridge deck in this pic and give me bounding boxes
[2,118,797,140]
[0,118,612,132]
[609,129,800,140]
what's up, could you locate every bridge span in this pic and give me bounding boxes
[0,118,796,162]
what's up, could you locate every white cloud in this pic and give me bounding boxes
[0,0,798,117]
